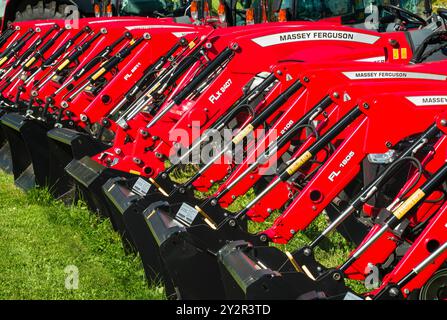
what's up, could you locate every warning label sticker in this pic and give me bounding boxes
[175,203,199,226]
[132,178,152,196]
[406,96,447,106]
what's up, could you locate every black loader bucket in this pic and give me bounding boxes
[102,176,160,249]
[0,109,12,173]
[0,113,49,190]
[217,240,351,300]
[64,156,134,231]
[102,177,180,298]
[46,128,110,199]
[143,195,262,300]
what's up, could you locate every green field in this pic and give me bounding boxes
[0,172,164,300]
[0,166,365,299]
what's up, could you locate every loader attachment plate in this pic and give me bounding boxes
[65,156,134,231]
[144,201,259,299]
[217,241,349,299]
[0,109,12,173]
[0,113,50,190]
[47,128,110,199]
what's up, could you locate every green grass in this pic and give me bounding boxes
[0,161,363,299]
[171,165,365,294]
[0,172,164,300]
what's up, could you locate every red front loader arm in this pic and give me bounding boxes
[91,23,416,180]
[371,199,447,298]
[263,80,447,243]
[341,131,447,280]
[58,27,206,127]
[205,63,447,222]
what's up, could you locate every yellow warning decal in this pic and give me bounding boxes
[129,170,141,176]
[25,56,36,68]
[57,59,70,71]
[232,124,254,144]
[393,48,400,60]
[188,41,196,49]
[401,48,408,60]
[286,151,313,175]
[91,67,106,81]
[393,189,425,219]
[0,56,8,67]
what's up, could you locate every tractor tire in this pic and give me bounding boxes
[13,1,69,22]
[419,268,447,300]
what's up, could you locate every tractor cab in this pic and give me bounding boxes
[116,0,190,18]
[218,0,436,30]
[275,0,435,30]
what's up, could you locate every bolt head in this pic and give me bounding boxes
[80,114,88,122]
[333,92,340,99]
[389,287,400,297]
[228,220,236,227]
[303,248,312,256]
[389,39,399,47]
[441,119,447,127]
[332,273,342,281]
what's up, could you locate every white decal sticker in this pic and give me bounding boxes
[124,62,142,81]
[280,120,294,135]
[343,92,352,102]
[175,203,199,226]
[172,32,196,38]
[343,71,447,81]
[209,78,232,104]
[132,178,152,196]
[406,96,447,106]
[252,30,380,47]
[355,56,386,63]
